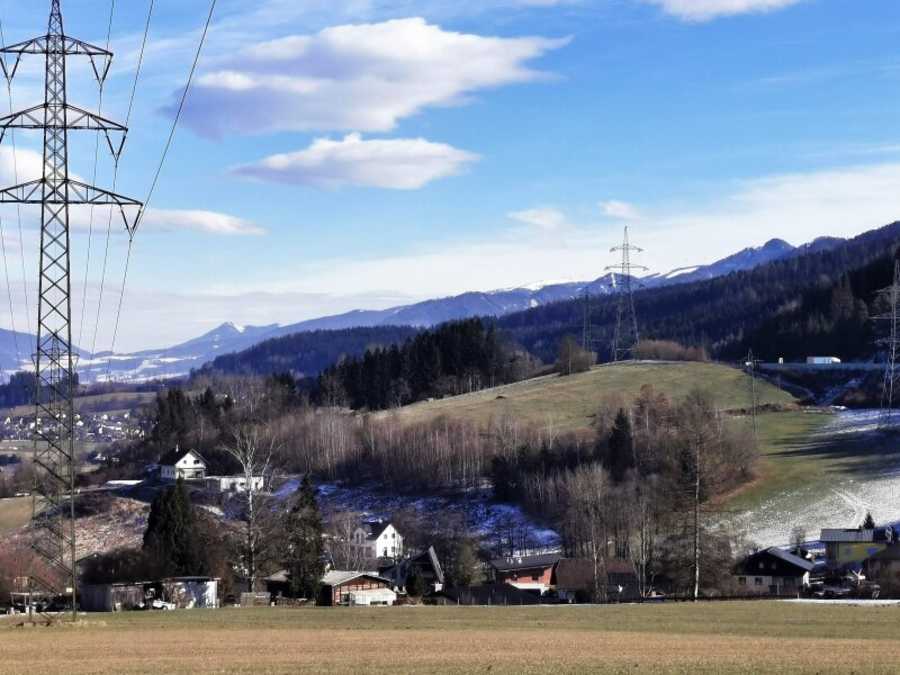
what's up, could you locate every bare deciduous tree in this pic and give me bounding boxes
[222,425,278,591]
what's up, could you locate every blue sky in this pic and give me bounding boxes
[1,0,900,350]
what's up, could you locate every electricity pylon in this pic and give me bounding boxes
[0,0,142,620]
[876,259,900,428]
[606,226,648,362]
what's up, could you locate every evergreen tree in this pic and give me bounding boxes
[606,409,635,483]
[283,476,325,599]
[405,568,426,598]
[862,512,876,530]
[450,540,480,588]
[143,478,204,576]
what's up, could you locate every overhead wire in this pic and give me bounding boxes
[0,18,31,351]
[105,0,217,380]
[89,0,156,378]
[77,0,116,359]
[0,217,21,367]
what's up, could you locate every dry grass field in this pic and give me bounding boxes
[2,602,900,673]
[378,361,796,434]
[0,497,32,535]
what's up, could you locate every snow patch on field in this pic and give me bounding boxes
[736,410,900,548]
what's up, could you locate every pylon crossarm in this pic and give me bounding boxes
[0,103,126,131]
[0,179,43,203]
[0,35,112,86]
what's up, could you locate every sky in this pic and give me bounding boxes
[1,0,900,351]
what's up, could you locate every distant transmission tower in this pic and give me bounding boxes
[0,0,142,620]
[581,287,592,352]
[876,258,900,427]
[606,226,648,362]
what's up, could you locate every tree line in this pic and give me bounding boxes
[317,318,536,410]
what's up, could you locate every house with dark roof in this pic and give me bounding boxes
[551,558,640,603]
[158,447,207,481]
[380,546,445,593]
[733,547,814,596]
[489,553,561,595]
[352,520,403,560]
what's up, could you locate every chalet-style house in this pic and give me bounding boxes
[318,571,396,606]
[821,527,894,571]
[352,521,403,560]
[158,447,207,481]
[489,554,561,595]
[204,475,264,494]
[380,546,445,594]
[733,547,814,596]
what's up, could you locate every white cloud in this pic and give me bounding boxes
[643,0,804,21]
[508,207,569,231]
[218,161,900,307]
[178,18,570,137]
[139,209,267,236]
[599,200,641,221]
[234,133,479,189]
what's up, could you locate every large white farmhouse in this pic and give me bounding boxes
[158,447,207,481]
[352,521,403,560]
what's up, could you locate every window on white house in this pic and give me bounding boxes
[754,578,763,586]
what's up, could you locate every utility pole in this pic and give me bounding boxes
[0,0,142,621]
[606,226,648,362]
[746,349,759,443]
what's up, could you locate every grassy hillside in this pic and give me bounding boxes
[4,603,900,673]
[381,361,796,434]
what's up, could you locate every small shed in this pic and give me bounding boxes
[79,582,151,612]
[433,584,542,606]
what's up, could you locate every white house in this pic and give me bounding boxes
[205,475,265,494]
[159,447,207,481]
[352,521,403,560]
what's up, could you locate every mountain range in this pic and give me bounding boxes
[0,234,846,383]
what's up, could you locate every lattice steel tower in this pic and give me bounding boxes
[876,259,900,426]
[0,0,142,618]
[606,226,647,362]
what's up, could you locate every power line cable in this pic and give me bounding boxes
[78,0,116,353]
[0,19,31,342]
[0,217,20,367]
[105,0,216,380]
[89,0,155,377]
[140,0,217,217]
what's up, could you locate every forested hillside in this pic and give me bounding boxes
[199,221,900,386]
[198,325,420,378]
[318,318,537,410]
[500,221,900,363]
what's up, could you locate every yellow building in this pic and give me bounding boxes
[821,528,893,570]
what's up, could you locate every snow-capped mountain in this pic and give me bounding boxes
[1,235,842,384]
